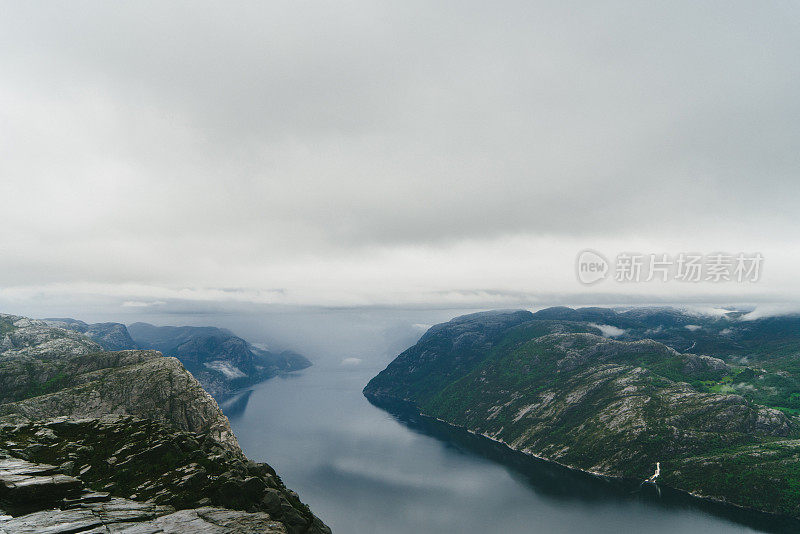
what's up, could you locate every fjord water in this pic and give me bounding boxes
[217,309,788,534]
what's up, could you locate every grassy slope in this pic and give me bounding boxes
[401,322,800,518]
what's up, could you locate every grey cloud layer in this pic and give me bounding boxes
[0,1,798,300]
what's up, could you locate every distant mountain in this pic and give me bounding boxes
[128,323,311,398]
[36,317,312,398]
[44,317,139,351]
[365,307,800,522]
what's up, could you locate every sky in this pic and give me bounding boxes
[1,1,799,316]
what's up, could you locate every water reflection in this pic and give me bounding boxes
[226,362,797,534]
[370,399,800,534]
[219,389,253,417]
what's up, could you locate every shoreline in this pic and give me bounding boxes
[364,391,800,534]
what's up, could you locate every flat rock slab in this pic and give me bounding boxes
[0,457,59,477]
[0,504,287,534]
[0,457,83,504]
[107,507,287,534]
[0,508,103,533]
[83,498,172,524]
[62,490,111,507]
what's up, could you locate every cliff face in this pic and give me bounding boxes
[365,309,800,520]
[0,416,330,533]
[0,349,240,451]
[0,313,329,533]
[0,314,239,450]
[128,323,312,399]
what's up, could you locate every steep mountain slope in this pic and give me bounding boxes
[128,323,311,398]
[365,309,800,521]
[0,313,330,533]
[0,349,239,451]
[0,314,238,449]
[363,310,535,405]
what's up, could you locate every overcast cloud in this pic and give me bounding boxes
[1,1,799,310]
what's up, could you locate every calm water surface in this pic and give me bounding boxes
[226,350,794,534]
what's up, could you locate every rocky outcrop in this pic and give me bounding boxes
[0,314,240,450]
[0,313,330,533]
[0,450,291,533]
[1,500,288,534]
[0,347,240,452]
[0,455,82,510]
[0,314,101,359]
[44,318,139,352]
[0,416,329,533]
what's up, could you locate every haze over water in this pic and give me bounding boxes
[213,308,785,534]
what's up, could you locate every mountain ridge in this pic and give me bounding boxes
[364,306,800,523]
[35,317,313,399]
[128,322,312,398]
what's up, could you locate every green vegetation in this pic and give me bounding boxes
[0,316,15,336]
[24,371,71,398]
[364,308,800,520]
